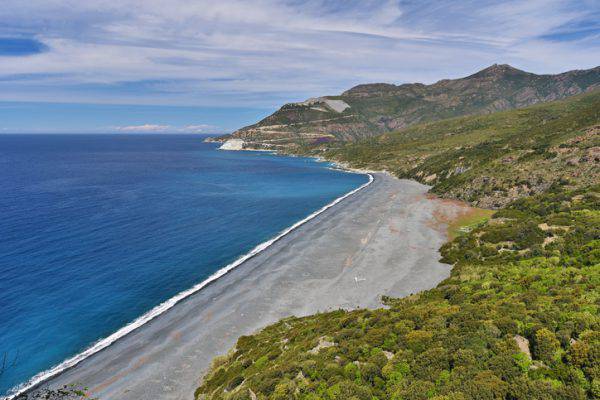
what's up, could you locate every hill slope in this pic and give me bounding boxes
[219,65,599,151]
[196,91,600,400]
[328,90,600,208]
[196,185,600,400]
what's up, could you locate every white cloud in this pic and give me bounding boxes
[114,124,171,132]
[113,123,221,133]
[181,124,219,133]
[0,0,597,108]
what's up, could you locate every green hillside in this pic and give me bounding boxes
[196,91,600,400]
[196,185,600,400]
[327,90,600,208]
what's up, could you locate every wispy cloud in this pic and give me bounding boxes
[113,123,221,133]
[0,0,597,110]
[182,124,220,133]
[114,124,172,132]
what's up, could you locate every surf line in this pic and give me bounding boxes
[4,172,374,399]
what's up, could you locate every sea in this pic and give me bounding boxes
[0,134,368,396]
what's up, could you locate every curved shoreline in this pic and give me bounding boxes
[34,173,465,399]
[4,173,373,400]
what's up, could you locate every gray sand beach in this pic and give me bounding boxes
[38,173,468,399]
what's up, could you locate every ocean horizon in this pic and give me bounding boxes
[0,134,368,396]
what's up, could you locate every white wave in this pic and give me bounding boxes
[3,172,374,399]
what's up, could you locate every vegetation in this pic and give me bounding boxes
[197,90,600,399]
[327,90,600,208]
[446,208,495,241]
[196,185,600,400]
[16,384,92,399]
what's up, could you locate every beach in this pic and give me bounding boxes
[34,173,469,399]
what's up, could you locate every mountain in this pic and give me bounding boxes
[329,90,600,208]
[196,86,600,400]
[217,64,600,150]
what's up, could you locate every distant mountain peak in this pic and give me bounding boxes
[221,64,600,149]
[469,63,528,79]
[490,63,518,70]
[342,83,399,96]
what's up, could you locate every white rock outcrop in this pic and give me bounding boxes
[323,99,350,113]
[294,97,350,113]
[219,139,245,150]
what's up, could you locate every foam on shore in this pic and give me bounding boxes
[4,173,373,400]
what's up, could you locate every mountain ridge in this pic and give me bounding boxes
[216,64,600,151]
[327,90,600,208]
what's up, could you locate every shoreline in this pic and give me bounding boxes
[31,173,468,400]
[209,139,381,176]
[4,170,374,400]
[207,137,386,177]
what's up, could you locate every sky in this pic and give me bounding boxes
[0,0,598,133]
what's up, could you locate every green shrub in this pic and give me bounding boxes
[196,186,600,400]
[534,329,562,364]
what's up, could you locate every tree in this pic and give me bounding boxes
[534,329,561,364]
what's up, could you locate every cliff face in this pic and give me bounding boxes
[220,64,600,150]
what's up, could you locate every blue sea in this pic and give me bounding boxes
[0,134,368,396]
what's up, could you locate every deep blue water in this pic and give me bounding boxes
[0,134,367,395]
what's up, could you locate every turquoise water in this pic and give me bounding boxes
[0,134,368,396]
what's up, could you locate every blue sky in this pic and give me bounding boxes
[0,0,598,133]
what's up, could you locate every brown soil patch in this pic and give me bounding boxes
[427,194,493,240]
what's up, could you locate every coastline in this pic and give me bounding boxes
[26,172,469,400]
[210,137,389,177]
[5,169,373,400]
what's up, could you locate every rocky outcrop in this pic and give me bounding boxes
[514,335,532,359]
[219,139,245,150]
